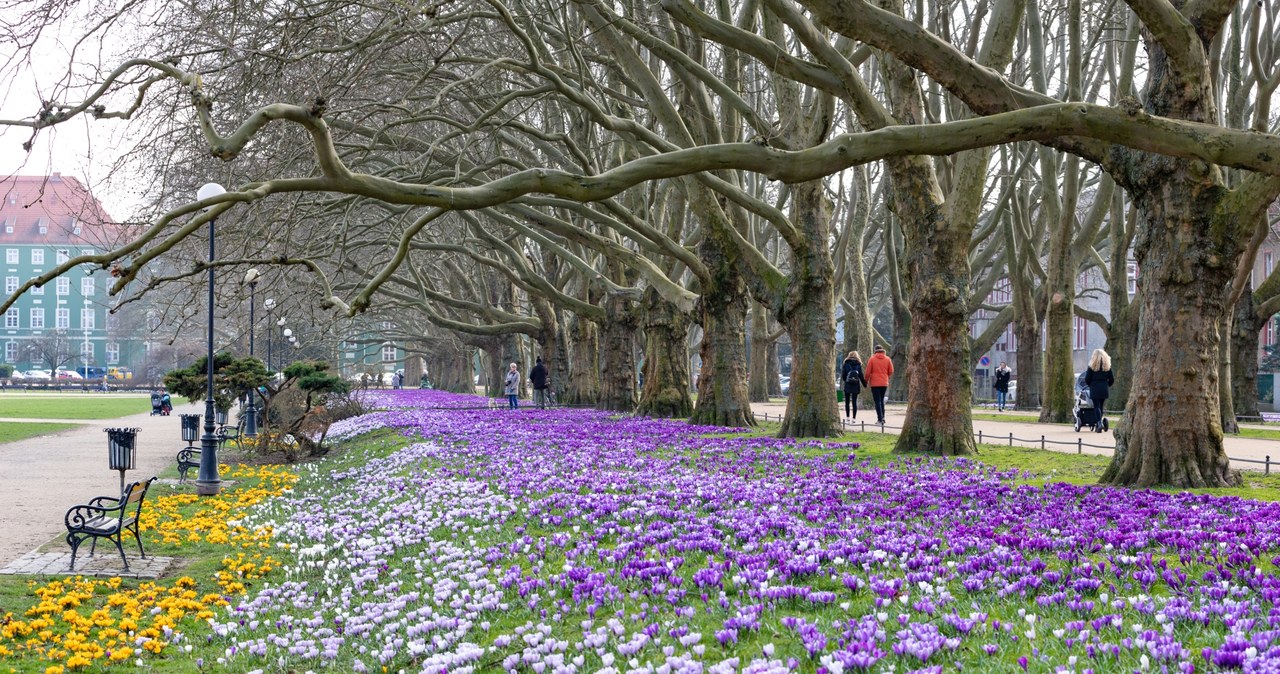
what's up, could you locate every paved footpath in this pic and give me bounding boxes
[750,401,1280,472]
[0,399,203,568]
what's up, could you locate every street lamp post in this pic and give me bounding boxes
[243,268,260,437]
[195,182,226,497]
[264,299,276,372]
[283,328,294,367]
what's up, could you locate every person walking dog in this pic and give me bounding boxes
[864,345,894,425]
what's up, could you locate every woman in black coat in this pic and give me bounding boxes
[1084,348,1115,432]
[841,351,867,419]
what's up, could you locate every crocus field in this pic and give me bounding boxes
[7,388,1280,673]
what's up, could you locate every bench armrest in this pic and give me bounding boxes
[86,494,121,508]
[64,503,119,530]
[177,448,201,461]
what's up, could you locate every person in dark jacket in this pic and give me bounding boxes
[1083,348,1115,433]
[529,357,549,408]
[840,351,867,419]
[993,362,1012,412]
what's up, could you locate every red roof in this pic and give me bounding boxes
[0,173,122,249]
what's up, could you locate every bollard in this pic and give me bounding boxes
[978,430,983,445]
[861,421,865,433]
[1009,432,1013,446]
[1041,435,1045,450]
[1077,438,1082,454]
[1268,455,1272,476]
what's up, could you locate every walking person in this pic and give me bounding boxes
[1084,348,1114,433]
[529,357,549,409]
[993,362,1012,412]
[840,350,867,419]
[504,362,521,409]
[865,345,894,425]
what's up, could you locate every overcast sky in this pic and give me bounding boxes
[0,7,145,221]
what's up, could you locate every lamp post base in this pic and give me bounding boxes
[245,401,258,437]
[195,479,222,496]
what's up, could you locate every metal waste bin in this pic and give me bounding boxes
[836,389,844,403]
[106,427,139,494]
[180,414,200,445]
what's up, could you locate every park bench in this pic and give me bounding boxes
[176,447,201,483]
[216,420,243,449]
[64,477,155,571]
[1262,412,1280,423]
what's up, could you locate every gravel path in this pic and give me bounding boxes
[0,400,205,566]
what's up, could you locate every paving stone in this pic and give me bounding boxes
[0,550,178,579]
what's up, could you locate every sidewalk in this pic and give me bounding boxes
[749,401,1280,472]
[0,400,203,567]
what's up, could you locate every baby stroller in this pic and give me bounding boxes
[150,392,172,416]
[1073,384,1107,432]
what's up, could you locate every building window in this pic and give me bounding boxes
[81,277,94,296]
[1073,316,1089,350]
[31,249,43,265]
[56,249,68,264]
[56,277,69,295]
[30,283,42,295]
[3,216,13,233]
[81,308,95,330]
[381,344,397,362]
[4,277,15,294]
[56,308,69,329]
[71,220,81,235]
[1126,262,1139,295]
[989,279,1011,304]
[1266,318,1276,347]
[4,309,17,328]
[1005,324,1018,352]
[30,308,43,329]
[3,341,15,362]
[106,342,119,364]
[36,218,47,234]
[4,249,15,264]
[105,312,117,330]
[80,340,93,360]
[1267,251,1274,278]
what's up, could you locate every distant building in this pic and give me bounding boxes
[1,174,139,373]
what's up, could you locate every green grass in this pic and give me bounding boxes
[0,420,81,443]
[0,393,151,419]
[970,411,1043,423]
[1232,426,1280,441]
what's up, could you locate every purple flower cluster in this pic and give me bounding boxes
[206,390,1280,672]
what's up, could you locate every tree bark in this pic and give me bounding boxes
[777,180,840,438]
[749,302,771,402]
[1101,191,1241,487]
[1014,319,1043,410]
[637,289,694,418]
[690,238,755,428]
[1231,286,1260,420]
[597,294,638,412]
[766,337,782,397]
[563,314,600,406]
[404,354,423,387]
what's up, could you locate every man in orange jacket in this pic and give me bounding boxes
[864,344,894,424]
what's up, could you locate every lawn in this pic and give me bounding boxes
[3,391,1279,672]
[0,421,81,443]
[0,394,152,419]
